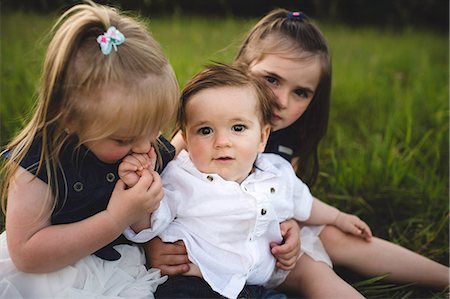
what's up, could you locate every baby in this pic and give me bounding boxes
[119,64,371,299]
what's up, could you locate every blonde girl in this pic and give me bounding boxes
[148,8,449,298]
[0,2,178,298]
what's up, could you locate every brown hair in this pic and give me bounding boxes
[235,8,331,185]
[1,1,178,215]
[178,63,278,133]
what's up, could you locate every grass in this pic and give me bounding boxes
[1,10,449,298]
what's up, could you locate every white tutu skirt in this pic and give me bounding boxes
[300,225,332,267]
[0,232,167,299]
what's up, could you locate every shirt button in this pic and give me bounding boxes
[106,172,116,182]
[261,208,267,215]
[73,182,83,192]
[270,187,275,193]
[206,175,214,182]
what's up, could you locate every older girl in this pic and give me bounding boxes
[148,8,449,298]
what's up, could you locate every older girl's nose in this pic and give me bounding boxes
[275,89,289,109]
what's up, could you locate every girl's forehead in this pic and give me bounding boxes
[252,54,321,74]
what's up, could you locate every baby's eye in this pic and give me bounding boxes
[232,124,246,132]
[264,76,278,86]
[197,127,213,135]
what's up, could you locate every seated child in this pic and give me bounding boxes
[119,64,371,299]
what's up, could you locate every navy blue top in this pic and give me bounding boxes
[265,126,299,163]
[15,135,175,261]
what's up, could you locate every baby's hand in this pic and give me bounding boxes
[270,219,301,270]
[333,211,372,241]
[119,148,157,187]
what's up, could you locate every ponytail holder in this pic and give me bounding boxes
[97,26,125,55]
[287,11,306,20]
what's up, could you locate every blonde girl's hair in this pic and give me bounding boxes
[234,8,331,186]
[1,1,179,215]
[178,63,278,135]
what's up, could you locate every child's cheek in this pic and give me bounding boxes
[100,147,131,164]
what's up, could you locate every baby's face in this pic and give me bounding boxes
[183,86,270,183]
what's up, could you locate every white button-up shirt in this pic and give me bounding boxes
[124,150,313,299]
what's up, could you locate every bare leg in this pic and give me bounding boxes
[320,225,450,289]
[278,254,364,299]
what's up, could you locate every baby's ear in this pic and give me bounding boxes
[258,124,271,152]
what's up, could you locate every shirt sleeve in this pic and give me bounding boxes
[292,175,314,221]
[15,138,49,184]
[122,198,174,242]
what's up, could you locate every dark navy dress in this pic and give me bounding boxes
[17,135,175,261]
[265,126,299,163]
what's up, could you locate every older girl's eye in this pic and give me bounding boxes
[264,76,278,86]
[197,127,212,135]
[295,88,309,98]
[232,124,246,132]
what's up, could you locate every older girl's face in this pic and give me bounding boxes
[249,54,322,131]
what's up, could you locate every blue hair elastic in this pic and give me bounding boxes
[287,11,306,20]
[97,26,125,55]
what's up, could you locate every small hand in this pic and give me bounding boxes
[144,237,190,275]
[333,211,372,241]
[107,169,164,229]
[270,219,301,270]
[118,148,157,187]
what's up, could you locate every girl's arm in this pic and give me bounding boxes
[6,166,161,273]
[170,130,186,156]
[305,197,372,241]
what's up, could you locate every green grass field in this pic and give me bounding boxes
[1,11,448,298]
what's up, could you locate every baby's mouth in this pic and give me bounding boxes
[214,156,233,161]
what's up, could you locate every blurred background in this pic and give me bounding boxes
[2,0,448,31]
[1,1,449,298]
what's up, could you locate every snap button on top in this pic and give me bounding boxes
[73,182,84,192]
[270,187,275,193]
[106,172,115,182]
[261,208,267,215]
[206,175,214,182]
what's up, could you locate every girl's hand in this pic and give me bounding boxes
[144,237,190,276]
[107,169,163,230]
[119,148,157,187]
[270,219,301,270]
[333,211,372,241]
